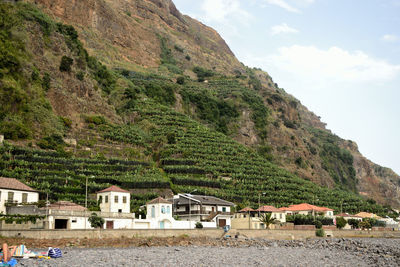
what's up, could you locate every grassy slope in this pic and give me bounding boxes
[0,2,397,217]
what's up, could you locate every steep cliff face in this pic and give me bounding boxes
[8,0,400,208]
[28,0,241,74]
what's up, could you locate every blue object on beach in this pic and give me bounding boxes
[0,258,18,266]
[48,247,62,258]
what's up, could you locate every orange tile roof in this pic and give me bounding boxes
[256,205,282,212]
[281,203,333,212]
[45,201,87,211]
[97,185,130,194]
[147,196,171,205]
[0,177,37,192]
[239,207,255,212]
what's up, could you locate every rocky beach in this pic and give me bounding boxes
[13,237,400,266]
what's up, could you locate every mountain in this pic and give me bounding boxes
[0,0,399,212]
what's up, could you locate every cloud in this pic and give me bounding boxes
[245,45,400,86]
[271,23,299,35]
[382,34,399,42]
[200,0,251,23]
[263,0,300,13]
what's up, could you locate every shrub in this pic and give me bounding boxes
[195,222,203,229]
[176,76,185,85]
[42,72,51,91]
[336,216,347,229]
[37,134,65,150]
[193,66,214,82]
[76,71,85,81]
[185,55,191,61]
[314,220,322,229]
[84,115,107,125]
[316,228,325,237]
[88,213,105,228]
[59,56,73,72]
[347,219,360,229]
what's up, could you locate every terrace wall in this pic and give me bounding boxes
[1,229,399,240]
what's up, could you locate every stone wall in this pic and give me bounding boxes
[0,228,399,240]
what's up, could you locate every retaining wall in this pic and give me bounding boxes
[1,229,399,240]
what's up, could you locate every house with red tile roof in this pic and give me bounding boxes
[0,177,39,214]
[96,185,131,214]
[279,203,334,218]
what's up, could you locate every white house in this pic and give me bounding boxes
[171,194,234,228]
[334,213,363,229]
[44,199,135,230]
[279,203,334,218]
[0,177,39,214]
[97,185,131,213]
[133,197,193,229]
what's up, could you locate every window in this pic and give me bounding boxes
[161,206,165,214]
[22,193,28,203]
[118,209,122,213]
[166,206,170,214]
[280,213,282,219]
[123,196,127,203]
[114,195,118,203]
[105,196,108,203]
[7,192,14,202]
[222,207,226,212]
[151,206,155,218]
[72,219,77,223]
[98,196,103,204]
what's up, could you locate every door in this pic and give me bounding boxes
[106,221,114,229]
[160,221,165,229]
[218,219,226,227]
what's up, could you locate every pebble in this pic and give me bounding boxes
[18,238,400,266]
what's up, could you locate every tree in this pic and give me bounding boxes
[259,212,277,229]
[347,219,360,229]
[59,56,73,72]
[88,212,105,229]
[336,217,347,229]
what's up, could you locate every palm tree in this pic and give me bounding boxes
[259,212,277,229]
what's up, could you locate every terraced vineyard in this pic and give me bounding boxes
[0,145,167,208]
[131,100,388,214]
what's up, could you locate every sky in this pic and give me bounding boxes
[173,0,400,175]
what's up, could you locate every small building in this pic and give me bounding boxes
[232,206,286,230]
[172,194,234,228]
[257,205,286,223]
[0,177,39,214]
[279,203,334,218]
[97,185,131,213]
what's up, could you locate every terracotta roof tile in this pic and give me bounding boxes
[281,203,334,212]
[97,185,130,194]
[45,201,87,211]
[147,197,171,205]
[256,205,282,212]
[239,207,255,212]
[0,177,37,192]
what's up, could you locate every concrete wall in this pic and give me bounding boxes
[1,228,399,240]
[0,189,39,214]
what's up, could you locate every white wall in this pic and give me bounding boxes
[0,189,39,214]
[98,192,130,213]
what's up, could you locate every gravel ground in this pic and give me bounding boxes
[17,238,400,267]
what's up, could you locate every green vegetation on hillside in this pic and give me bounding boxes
[0,1,397,216]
